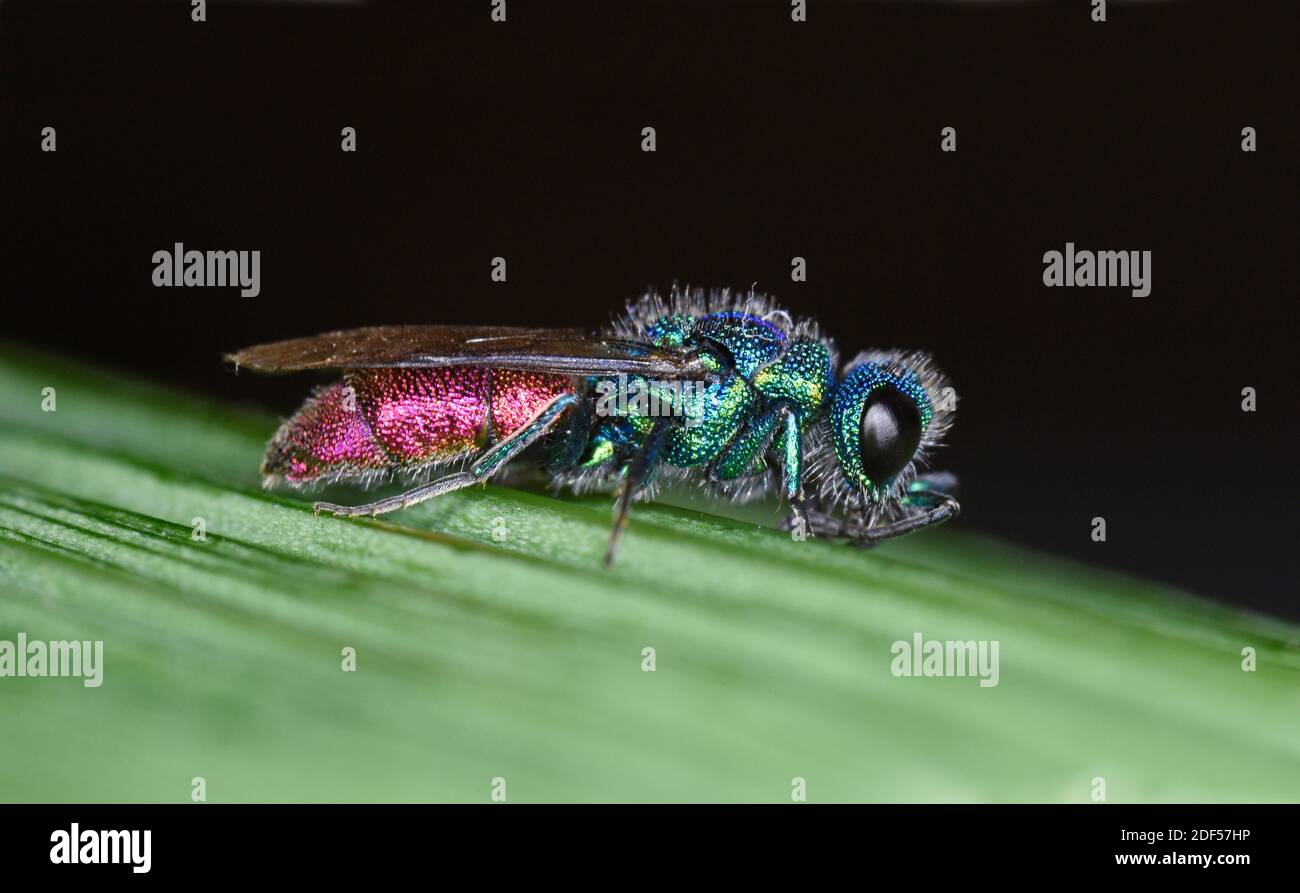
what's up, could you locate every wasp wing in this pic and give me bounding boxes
[225,325,694,378]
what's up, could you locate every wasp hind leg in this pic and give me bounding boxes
[314,393,581,518]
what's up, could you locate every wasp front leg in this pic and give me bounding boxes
[780,471,961,546]
[845,483,961,549]
[778,504,842,539]
[710,402,809,527]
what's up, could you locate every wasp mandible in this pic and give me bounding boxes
[226,287,960,564]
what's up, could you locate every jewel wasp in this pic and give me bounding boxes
[226,287,960,564]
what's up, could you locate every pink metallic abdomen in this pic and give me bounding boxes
[263,366,574,484]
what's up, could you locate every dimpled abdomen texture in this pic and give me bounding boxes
[261,379,392,483]
[351,367,492,463]
[489,369,575,438]
[261,366,577,485]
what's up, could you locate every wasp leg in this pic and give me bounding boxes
[778,504,844,538]
[778,472,962,546]
[848,489,961,549]
[711,402,809,522]
[604,417,673,567]
[776,408,811,527]
[709,404,785,482]
[314,393,581,518]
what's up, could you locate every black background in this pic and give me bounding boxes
[0,803,1284,877]
[1,1,1296,616]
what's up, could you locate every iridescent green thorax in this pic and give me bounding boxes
[581,311,834,472]
[662,373,753,466]
[691,311,787,377]
[642,313,696,349]
[751,340,833,424]
[585,368,759,469]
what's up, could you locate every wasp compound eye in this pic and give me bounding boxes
[830,361,934,488]
[859,386,922,483]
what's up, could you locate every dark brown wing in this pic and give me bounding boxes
[225,325,695,378]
